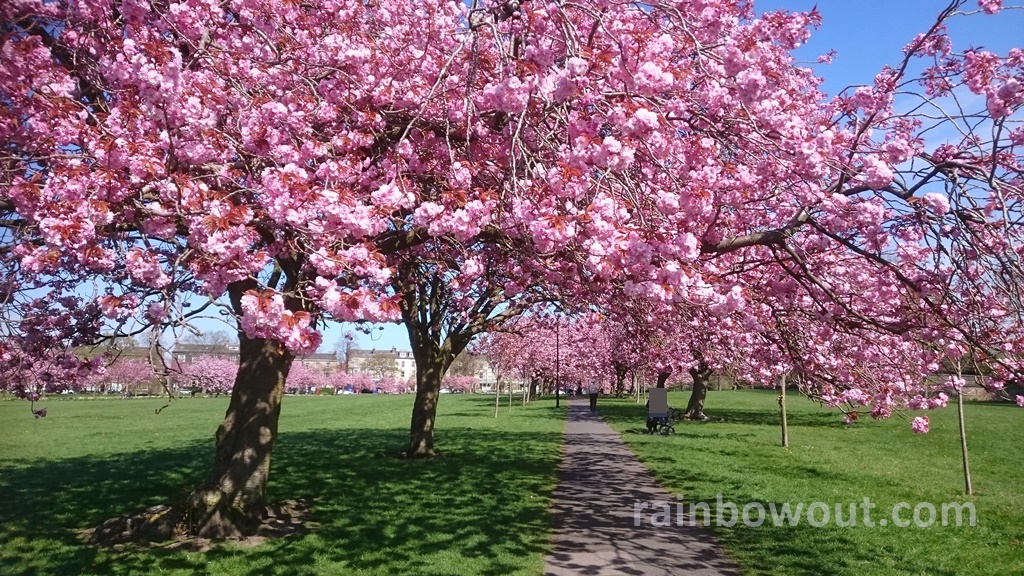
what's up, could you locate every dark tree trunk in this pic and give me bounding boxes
[779,373,789,448]
[684,365,712,420]
[402,303,465,457]
[408,347,444,457]
[614,362,628,397]
[656,370,671,388]
[184,332,293,538]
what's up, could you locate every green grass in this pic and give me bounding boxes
[601,389,1024,576]
[6,390,1021,576]
[0,394,565,576]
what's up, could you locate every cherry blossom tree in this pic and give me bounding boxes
[483,311,616,398]
[442,374,479,393]
[95,357,160,395]
[173,356,237,396]
[3,0,1021,540]
[596,267,954,423]
[479,315,552,396]
[284,363,330,395]
[603,314,653,398]
[334,371,375,393]
[375,376,413,394]
[392,241,556,456]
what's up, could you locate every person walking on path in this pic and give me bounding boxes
[587,381,600,412]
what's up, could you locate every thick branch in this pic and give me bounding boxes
[703,209,810,255]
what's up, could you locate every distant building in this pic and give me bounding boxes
[464,352,499,383]
[927,373,1008,401]
[86,344,512,385]
[169,344,338,374]
[348,348,417,380]
[295,352,340,375]
[347,347,498,385]
[170,343,237,364]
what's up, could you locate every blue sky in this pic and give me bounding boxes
[758,1,1023,96]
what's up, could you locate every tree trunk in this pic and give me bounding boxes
[684,365,711,420]
[183,333,293,538]
[614,362,628,397]
[779,373,789,448]
[656,370,671,388]
[408,347,445,457]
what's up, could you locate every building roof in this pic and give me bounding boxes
[298,353,338,362]
[349,348,415,359]
[172,343,238,354]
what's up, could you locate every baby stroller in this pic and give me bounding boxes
[646,407,682,435]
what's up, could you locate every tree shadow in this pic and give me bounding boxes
[0,425,562,576]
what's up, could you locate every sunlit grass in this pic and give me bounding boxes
[6,388,1016,575]
[600,389,1024,576]
[0,394,564,576]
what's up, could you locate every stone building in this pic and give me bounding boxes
[347,347,498,386]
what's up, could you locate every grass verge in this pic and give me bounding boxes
[599,389,1024,576]
[0,394,564,576]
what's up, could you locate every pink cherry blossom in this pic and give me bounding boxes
[979,0,1003,14]
[173,356,237,395]
[911,416,931,434]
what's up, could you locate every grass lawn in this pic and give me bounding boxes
[600,389,1024,576]
[0,393,564,576]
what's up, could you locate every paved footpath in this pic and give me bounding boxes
[543,400,740,576]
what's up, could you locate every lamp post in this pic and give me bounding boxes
[555,316,560,408]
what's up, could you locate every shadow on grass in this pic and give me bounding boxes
[0,426,561,576]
